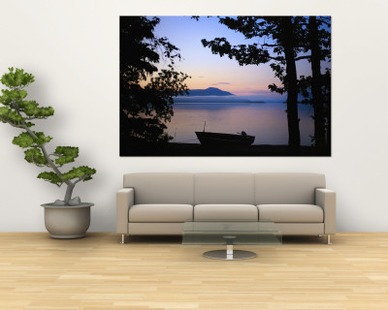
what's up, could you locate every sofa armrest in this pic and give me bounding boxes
[315,188,336,234]
[116,188,134,234]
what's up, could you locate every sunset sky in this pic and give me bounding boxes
[153,16,328,97]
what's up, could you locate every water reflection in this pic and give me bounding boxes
[167,103,314,146]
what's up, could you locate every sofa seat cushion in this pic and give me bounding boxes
[194,204,258,221]
[129,204,193,223]
[257,204,323,223]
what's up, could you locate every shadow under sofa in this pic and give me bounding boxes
[116,173,336,244]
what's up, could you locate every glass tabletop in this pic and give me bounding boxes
[182,221,282,245]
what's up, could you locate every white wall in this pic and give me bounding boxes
[0,0,387,232]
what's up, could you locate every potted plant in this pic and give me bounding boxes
[0,68,96,238]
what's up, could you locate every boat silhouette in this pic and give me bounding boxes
[195,131,255,146]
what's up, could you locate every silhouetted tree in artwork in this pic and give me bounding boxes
[267,16,331,151]
[200,16,306,147]
[120,16,189,149]
[299,16,331,152]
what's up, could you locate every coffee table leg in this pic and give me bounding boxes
[226,244,234,260]
[203,248,256,260]
[202,234,257,260]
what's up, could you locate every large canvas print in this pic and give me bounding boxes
[120,16,331,156]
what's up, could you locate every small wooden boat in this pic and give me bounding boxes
[195,131,255,147]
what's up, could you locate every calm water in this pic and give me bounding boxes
[167,102,314,146]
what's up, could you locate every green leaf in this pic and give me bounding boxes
[0,89,28,106]
[0,106,24,124]
[18,100,38,115]
[20,100,54,118]
[24,148,47,165]
[12,132,34,147]
[62,166,97,181]
[22,121,35,128]
[37,171,62,186]
[33,106,55,118]
[12,132,53,148]
[34,132,53,145]
[17,100,37,109]
[0,67,35,88]
[54,146,79,165]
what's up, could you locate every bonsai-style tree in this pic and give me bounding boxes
[0,68,96,205]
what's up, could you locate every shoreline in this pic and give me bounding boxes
[120,142,330,157]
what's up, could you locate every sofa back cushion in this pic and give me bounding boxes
[255,173,326,204]
[123,173,194,204]
[194,173,255,204]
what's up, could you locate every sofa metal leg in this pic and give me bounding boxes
[327,234,332,245]
[120,234,126,244]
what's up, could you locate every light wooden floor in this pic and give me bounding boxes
[1,233,388,310]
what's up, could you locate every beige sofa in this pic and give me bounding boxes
[116,173,336,244]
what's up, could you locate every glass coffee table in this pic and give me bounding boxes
[182,221,282,260]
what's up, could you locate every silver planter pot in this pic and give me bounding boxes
[41,203,94,239]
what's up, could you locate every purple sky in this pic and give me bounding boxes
[153,16,330,97]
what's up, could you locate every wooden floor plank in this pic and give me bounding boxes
[1,233,388,309]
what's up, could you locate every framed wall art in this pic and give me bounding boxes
[120,16,331,156]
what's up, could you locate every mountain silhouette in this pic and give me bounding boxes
[186,87,234,96]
